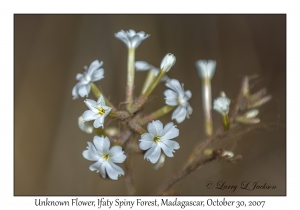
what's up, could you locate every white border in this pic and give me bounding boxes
[2,0,296,209]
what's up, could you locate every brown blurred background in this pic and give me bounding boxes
[14,14,286,195]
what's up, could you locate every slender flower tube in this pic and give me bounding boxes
[195,60,216,136]
[82,136,126,180]
[135,61,170,94]
[143,54,176,98]
[82,95,112,128]
[115,30,150,110]
[213,92,231,131]
[72,60,104,99]
[139,120,179,164]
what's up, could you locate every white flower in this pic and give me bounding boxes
[164,79,193,123]
[82,136,126,180]
[72,60,104,99]
[195,60,216,79]
[139,120,180,164]
[82,95,112,128]
[213,95,231,115]
[115,29,149,49]
[135,61,169,82]
[160,53,176,72]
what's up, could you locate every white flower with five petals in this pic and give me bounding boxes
[115,29,149,49]
[82,136,126,180]
[72,60,104,99]
[164,79,193,123]
[82,95,111,128]
[139,120,180,164]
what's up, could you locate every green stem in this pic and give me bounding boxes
[222,114,230,131]
[141,70,155,94]
[142,70,165,98]
[139,105,175,125]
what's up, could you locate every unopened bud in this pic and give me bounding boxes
[160,53,176,72]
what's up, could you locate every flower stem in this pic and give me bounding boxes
[91,83,116,110]
[126,48,135,111]
[142,70,165,98]
[202,78,213,137]
[139,105,175,125]
[222,114,230,131]
[141,70,155,94]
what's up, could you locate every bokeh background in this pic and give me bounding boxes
[14,14,286,195]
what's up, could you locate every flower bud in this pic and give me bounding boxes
[160,53,176,72]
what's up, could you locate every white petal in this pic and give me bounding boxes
[172,106,187,123]
[161,122,175,135]
[131,34,142,48]
[72,84,79,99]
[97,95,106,106]
[135,61,153,71]
[161,139,180,150]
[139,140,155,150]
[82,142,99,161]
[165,98,179,106]
[106,162,124,180]
[161,125,179,140]
[87,60,102,77]
[99,161,107,178]
[187,104,193,118]
[76,73,83,81]
[78,85,89,97]
[89,160,102,171]
[128,29,136,37]
[84,99,99,112]
[164,89,178,99]
[184,90,192,100]
[152,120,163,136]
[166,79,183,95]
[147,121,156,135]
[91,68,104,82]
[109,146,126,163]
[144,144,161,164]
[115,31,130,48]
[93,116,105,128]
[159,142,175,157]
[140,133,154,141]
[82,110,100,121]
[93,136,110,154]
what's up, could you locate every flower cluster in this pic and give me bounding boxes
[73,28,271,186]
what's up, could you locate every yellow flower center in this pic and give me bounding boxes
[178,97,182,105]
[102,153,110,161]
[154,135,161,143]
[98,107,105,115]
